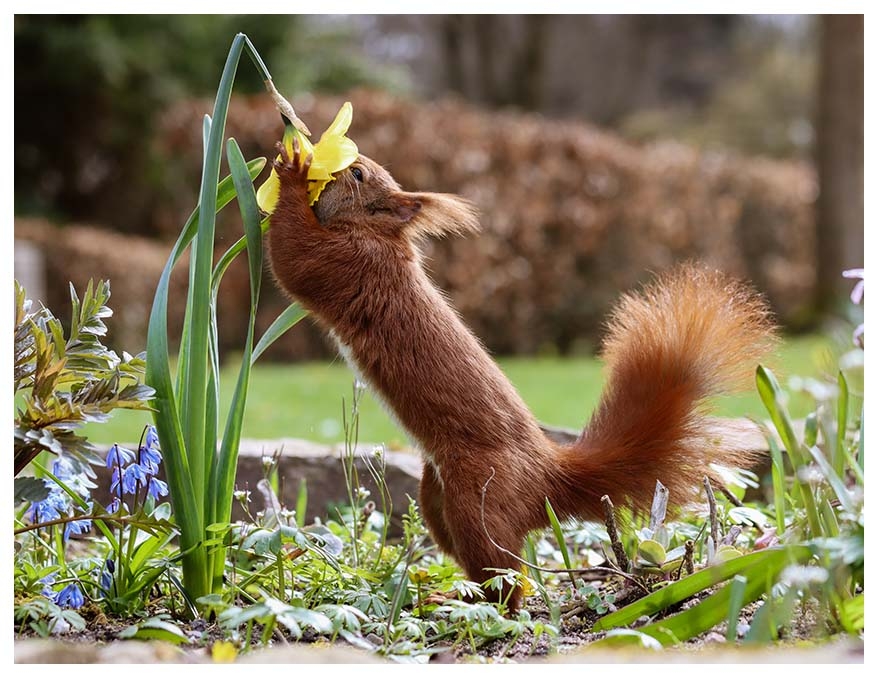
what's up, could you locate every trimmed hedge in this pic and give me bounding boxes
[16,90,817,359]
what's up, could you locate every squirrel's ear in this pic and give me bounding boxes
[400,192,480,239]
[387,194,423,223]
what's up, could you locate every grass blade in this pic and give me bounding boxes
[835,370,849,476]
[295,479,308,529]
[756,365,822,536]
[544,498,573,572]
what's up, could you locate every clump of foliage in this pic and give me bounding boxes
[15,425,178,630]
[14,279,153,476]
[143,33,310,605]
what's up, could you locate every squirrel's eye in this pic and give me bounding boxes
[351,167,364,182]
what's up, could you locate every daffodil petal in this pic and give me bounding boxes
[256,169,280,213]
[308,180,330,205]
[306,165,334,181]
[320,101,353,140]
[314,137,360,175]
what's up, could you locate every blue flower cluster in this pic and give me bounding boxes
[40,573,86,610]
[107,424,168,512]
[27,425,169,609]
[25,457,93,541]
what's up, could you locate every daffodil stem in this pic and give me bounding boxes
[263,77,310,135]
[242,34,271,81]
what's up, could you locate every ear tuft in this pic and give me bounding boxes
[402,192,480,239]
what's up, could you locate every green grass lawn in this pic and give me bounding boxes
[81,334,840,448]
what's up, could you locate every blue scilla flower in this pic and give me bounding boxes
[110,467,122,496]
[145,425,159,451]
[138,444,162,475]
[146,477,169,501]
[25,485,68,524]
[121,462,147,494]
[56,582,84,609]
[63,502,93,541]
[97,558,114,597]
[40,574,58,601]
[106,444,136,470]
[53,457,95,499]
[138,425,163,475]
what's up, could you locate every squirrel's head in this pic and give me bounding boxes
[312,155,480,243]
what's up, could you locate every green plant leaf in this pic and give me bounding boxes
[119,618,189,645]
[145,153,266,604]
[725,574,748,642]
[14,477,51,504]
[251,303,308,365]
[587,628,663,650]
[592,545,812,632]
[756,365,822,536]
[593,546,812,647]
[837,593,864,633]
[637,539,667,566]
[836,370,849,476]
[180,33,248,523]
[544,498,572,571]
[208,138,266,589]
[808,444,855,515]
[768,436,787,536]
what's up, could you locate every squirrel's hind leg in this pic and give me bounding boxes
[439,474,528,612]
[419,461,457,557]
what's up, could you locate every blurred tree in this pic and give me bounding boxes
[373,15,817,160]
[399,15,738,122]
[437,15,549,110]
[15,16,293,233]
[620,17,817,159]
[814,14,864,314]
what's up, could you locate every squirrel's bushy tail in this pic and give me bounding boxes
[552,264,776,519]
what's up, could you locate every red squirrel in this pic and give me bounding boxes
[267,139,776,611]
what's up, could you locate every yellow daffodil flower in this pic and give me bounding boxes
[256,101,359,212]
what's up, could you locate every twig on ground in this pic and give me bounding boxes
[684,539,695,575]
[601,494,629,573]
[703,476,720,548]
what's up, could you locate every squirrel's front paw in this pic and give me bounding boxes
[274,137,312,192]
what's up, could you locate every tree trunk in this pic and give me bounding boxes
[815,14,864,314]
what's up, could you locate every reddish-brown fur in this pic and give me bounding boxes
[267,140,776,611]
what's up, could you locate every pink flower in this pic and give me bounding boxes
[842,269,864,347]
[754,527,779,550]
[842,268,864,305]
